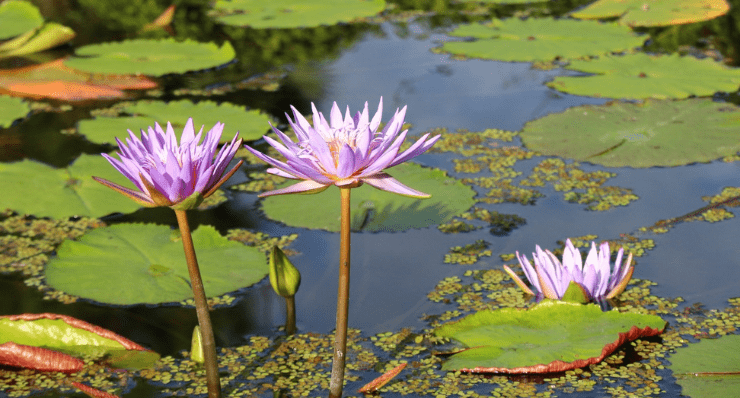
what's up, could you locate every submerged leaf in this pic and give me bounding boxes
[434,300,666,373]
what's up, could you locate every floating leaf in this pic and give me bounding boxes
[0,313,156,373]
[0,96,30,127]
[358,362,407,393]
[434,300,666,373]
[0,0,43,40]
[64,38,236,76]
[44,223,268,305]
[0,58,157,101]
[76,99,272,144]
[571,0,731,27]
[549,53,740,100]
[668,334,740,398]
[261,163,476,232]
[0,23,75,59]
[441,18,645,63]
[0,155,144,218]
[520,99,740,168]
[211,0,386,29]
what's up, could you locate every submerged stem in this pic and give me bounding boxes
[174,210,221,398]
[329,187,352,398]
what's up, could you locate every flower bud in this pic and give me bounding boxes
[269,246,301,297]
[191,325,204,364]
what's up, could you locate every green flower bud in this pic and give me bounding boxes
[269,246,301,297]
[191,325,204,364]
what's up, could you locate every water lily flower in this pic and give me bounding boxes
[243,98,440,197]
[504,239,634,301]
[93,118,242,210]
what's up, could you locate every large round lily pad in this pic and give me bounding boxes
[64,39,236,76]
[211,0,386,29]
[668,334,740,398]
[261,163,476,232]
[571,0,731,27]
[549,53,740,100]
[76,100,272,144]
[434,300,666,373]
[0,155,141,219]
[0,96,29,127]
[441,18,645,63]
[45,223,268,305]
[520,99,740,168]
[0,0,43,39]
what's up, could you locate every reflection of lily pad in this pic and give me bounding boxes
[76,100,272,144]
[520,99,740,168]
[64,39,236,76]
[434,300,666,372]
[549,53,740,100]
[668,334,740,398]
[0,155,141,218]
[45,223,268,305]
[211,0,386,29]
[0,96,29,127]
[441,18,645,63]
[261,163,476,232]
[571,0,730,27]
[0,0,43,39]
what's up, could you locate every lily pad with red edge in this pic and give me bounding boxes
[0,313,158,373]
[668,334,740,398]
[433,300,666,373]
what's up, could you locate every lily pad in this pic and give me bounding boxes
[0,155,142,219]
[0,22,76,59]
[668,334,740,398]
[520,99,740,168]
[44,223,268,305]
[211,0,386,29]
[0,96,30,127]
[434,300,666,373]
[549,53,740,100]
[76,100,272,145]
[0,0,43,39]
[261,163,476,232]
[571,0,731,27]
[63,39,236,76]
[441,18,645,63]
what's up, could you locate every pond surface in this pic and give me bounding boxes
[2,1,740,397]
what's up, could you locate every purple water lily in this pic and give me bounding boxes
[504,239,634,301]
[243,98,440,197]
[93,118,242,210]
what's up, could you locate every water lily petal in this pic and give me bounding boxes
[259,180,330,197]
[362,172,430,198]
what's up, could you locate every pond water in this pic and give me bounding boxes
[2,1,740,397]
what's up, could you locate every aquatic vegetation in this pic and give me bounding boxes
[0,96,30,128]
[0,1,75,59]
[505,238,634,301]
[668,334,740,398]
[444,240,493,265]
[571,0,731,27]
[269,246,301,335]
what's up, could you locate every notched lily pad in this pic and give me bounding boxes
[571,0,731,27]
[434,300,666,373]
[261,163,476,232]
[76,99,272,144]
[520,99,740,168]
[668,334,740,398]
[211,0,386,29]
[441,18,645,63]
[549,53,740,100]
[64,38,236,76]
[44,223,268,305]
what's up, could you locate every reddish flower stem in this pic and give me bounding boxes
[329,187,352,398]
[174,210,221,398]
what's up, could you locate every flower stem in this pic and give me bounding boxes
[174,210,221,398]
[285,295,296,335]
[329,187,352,398]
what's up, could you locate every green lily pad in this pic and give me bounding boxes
[0,155,142,218]
[261,163,476,232]
[571,0,731,27]
[211,0,386,29]
[549,53,740,100]
[63,38,236,76]
[456,0,547,3]
[0,22,76,59]
[45,223,268,305]
[0,96,30,127]
[434,300,666,372]
[441,18,645,63]
[76,99,272,144]
[520,99,740,168]
[0,0,43,40]
[668,334,740,398]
